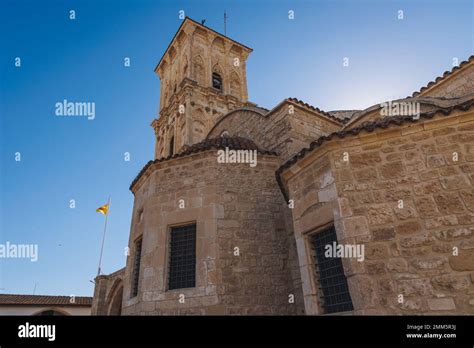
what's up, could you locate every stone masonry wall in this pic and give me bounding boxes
[208,103,341,162]
[91,268,125,315]
[215,157,305,314]
[420,63,474,99]
[121,150,304,315]
[284,110,474,315]
[288,105,341,156]
[122,152,222,315]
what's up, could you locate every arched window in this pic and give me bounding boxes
[220,130,230,137]
[212,72,223,91]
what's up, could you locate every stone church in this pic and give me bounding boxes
[92,17,474,315]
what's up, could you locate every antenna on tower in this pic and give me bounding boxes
[224,11,227,36]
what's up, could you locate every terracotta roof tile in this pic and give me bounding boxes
[130,136,277,191]
[287,98,350,124]
[276,99,474,202]
[0,294,92,306]
[411,55,474,97]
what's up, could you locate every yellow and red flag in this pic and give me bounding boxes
[96,204,109,215]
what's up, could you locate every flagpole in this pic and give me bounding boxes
[97,196,111,276]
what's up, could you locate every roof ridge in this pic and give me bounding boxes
[287,97,351,124]
[411,55,474,97]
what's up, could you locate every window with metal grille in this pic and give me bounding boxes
[310,226,354,314]
[131,238,142,298]
[168,224,196,290]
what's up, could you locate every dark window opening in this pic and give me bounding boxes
[212,72,223,91]
[131,238,142,298]
[169,136,174,157]
[311,226,354,314]
[168,224,196,290]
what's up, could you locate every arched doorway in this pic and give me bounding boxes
[107,283,123,316]
[33,308,68,316]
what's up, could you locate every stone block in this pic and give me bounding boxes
[347,275,378,310]
[433,193,466,214]
[415,196,440,217]
[387,258,408,273]
[367,204,395,225]
[411,257,446,270]
[431,274,470,291]
[341,216,370,238]
[372,226,396,241]
[380,161,405,179]
[395,221,422,235]
[427,298,456,311]
[449,250,474,271]
[397,278,434,296]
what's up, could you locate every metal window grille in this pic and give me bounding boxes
[311,226,354,314]
[168,224,196,290]
[131,238,142,298]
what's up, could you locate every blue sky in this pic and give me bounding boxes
[0,0,472,296]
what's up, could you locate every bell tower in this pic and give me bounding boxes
[152,17,253,159]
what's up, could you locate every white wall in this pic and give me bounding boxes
[0,305,91,315]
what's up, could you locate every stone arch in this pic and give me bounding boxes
[229,71,241,98]
[212,64,224,92]
[212,63,223,76]
[207,107,266,138]
[206,107,268,149]
[193,26,208,41]
[211,36,226,54]
[230,44,243,56]
[192,55,205,86]
[106,278,124,316]
[32,308,70,316]
[176,30,187,47]
[168,46,177,62]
